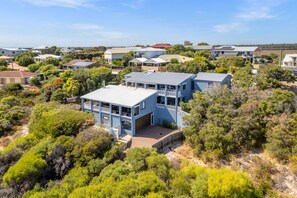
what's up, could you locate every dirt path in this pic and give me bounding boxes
[7,62,28,71]
[0,124,28,150]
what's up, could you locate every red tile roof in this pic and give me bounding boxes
[151,43,172,49]
[0,71,35,78]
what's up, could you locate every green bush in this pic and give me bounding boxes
[28,63,41,72]
[3,83,23,92]
[162,120,177,129]
[32,108,94,138]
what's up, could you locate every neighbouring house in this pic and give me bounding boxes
[0,71,35,85]
[134,47,166,59]
[151,43,172,49]
[0,55,13,63]
[81,71,231,137]
[211,46,261,63]
[60,48,80,54]
[32,45,50,54]
[194,72,232,91]
[192,45,214,52]
[158,55,194,63]
[34,54,62,62]
[104,48,132,64]
[0,48,28,57]
[282,54,297,67]
[63,60,100,70]
[104,47,166,64]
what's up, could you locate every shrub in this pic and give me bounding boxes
[32,109,94,138]
[28,63,41,72]
[3,83,23,92]
[29,76,41,86]
[162,120,177,129]
[50,88,68,103]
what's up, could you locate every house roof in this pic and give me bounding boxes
[71,61,95,68]
[81,85,157,107]
[214,46,259,52]
[32,45,49,50]
[129,58,148,63]
[158,55,193,63]
[195,72,231,82]
[0,48,28,52]
[136,47,166,52]
[151,43,172,48]
[0,56,12,59]
[105,48,131,54]
[144,58,168,64]
[0,71,35,78]
[125,71,195,85]
[34,54,62,60]
[283,54,297,62]
[192,45,213,50]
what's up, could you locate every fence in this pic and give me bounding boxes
[151,130,184,152]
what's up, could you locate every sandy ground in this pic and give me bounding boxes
[7,62,28,71]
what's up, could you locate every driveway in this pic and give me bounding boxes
[8,62,28,71]
[131,126,177,148]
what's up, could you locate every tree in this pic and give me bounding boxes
[122,51,134,66]
[184,41,193,46]
[44,57,60,66]
[50,88,68,103]
[28,63,41,72]
[29,77,41,86]
[198,42,209,46]
[256,65,295,89]
[3,83,23,92]
[215,57,245,73]
[0,59,8,66]
[16,53,35,66]
[194,50,210,59]
[62,78,79,97]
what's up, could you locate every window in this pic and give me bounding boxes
[157,96,165,104]
[167,97,176,106]
[157,84,165,90]
[112,105,119,114]
[134,105,140,116]
[167,85,176,91]
[182,83,186,90]
[191,81,194,90]
[122,107,131,117]
[101,115,109,125]
[122,120,131,131]
[141,101,146,110]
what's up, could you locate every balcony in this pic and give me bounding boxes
[158,90,166,95]
[167,91,177,97]
[101,107,110,113]
[84,103,91,110]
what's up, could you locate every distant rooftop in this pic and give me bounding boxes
[81,85,157,107]
[125,71,195,85]
[151,43,172,48]
[214,46,260,52]
[0,71,34,78]
[195,72,230,82]
[71,61,95,67]
[105,48,131,54]
[192,45,213,50]
[34,54,62,60]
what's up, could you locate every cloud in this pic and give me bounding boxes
[23,0,93,8]
[213,23,249,33]
[237,6,276,20]
[124,0,147,9]
[68,23,102,30]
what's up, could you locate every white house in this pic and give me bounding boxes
[104,48,132,64]
[0,48,28,57]
[32,45,50,54]
[211,46,261,63]
[104,47,166,64]
[282,54,297,67]
[34,54,62,62]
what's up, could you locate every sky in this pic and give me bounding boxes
[0,0,297,47]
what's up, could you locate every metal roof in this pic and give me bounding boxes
[71,61,94,67]
[129,58,148,63]
[192,45,213,50]
[34,54,62,60]
[81,85,157,107]
[144,58,168,64]
[125,72,195,85]
[195,72,231,82]
[105,48,131,54]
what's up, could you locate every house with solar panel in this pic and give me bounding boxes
[81,71,231,137]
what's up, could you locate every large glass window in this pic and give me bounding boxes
[112,105,119,114]
[182,83,187,90]
[122,120,131,131]
[147,84,156,89]
[167,97,176,106]
[122,107,131,117]
[157,96,165,104]
[134,105,140,116]
[167,85,176,91]
[157,84,165,90]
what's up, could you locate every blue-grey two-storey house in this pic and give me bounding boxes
[81,71,231,137]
